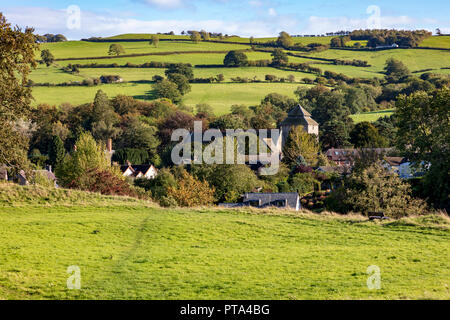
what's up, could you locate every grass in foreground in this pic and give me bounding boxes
[0,184,449,300]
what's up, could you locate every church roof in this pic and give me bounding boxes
[280,105,318,126]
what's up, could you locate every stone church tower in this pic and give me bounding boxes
[280,105,319,149]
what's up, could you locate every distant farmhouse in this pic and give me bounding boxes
[376,43,399,49]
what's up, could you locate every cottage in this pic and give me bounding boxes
[120,164,158,180]
[220,192,301,211]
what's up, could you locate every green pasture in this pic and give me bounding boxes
[0,184,448,300]
[306,48,450,75]
[37,40,251,60]
[31,82,306,114]
[76,67,315,83]
[420,36,450,49]
[350,109,395,123]
[104,33,334,45]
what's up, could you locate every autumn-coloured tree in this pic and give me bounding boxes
[167,170,215,207]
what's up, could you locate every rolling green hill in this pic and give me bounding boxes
[103,33,334,45]
[420,35,450,49]
[0,183,449,300]
[30,35,450,121]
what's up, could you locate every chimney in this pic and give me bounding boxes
[107,138,113,153]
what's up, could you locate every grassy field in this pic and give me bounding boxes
[31,82,306,114]
[420,36,450,49]
[74,67,315,83]
[306,48,450,75]
[0,183,449,300]
[37,41,251,60]
[350,109,395,123]
[29,36,450,117]
[104,33,334,45]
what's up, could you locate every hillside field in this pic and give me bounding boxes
[30,35,450,121]
[0,183,449,300]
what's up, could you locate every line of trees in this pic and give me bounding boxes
[35,33,67,43]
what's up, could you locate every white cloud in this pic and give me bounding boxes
[3,6,284,39]
[302,15,426,34]
[248,0,263,7]
[268,8,277,17]
[139,0,186,9]
[3,6,446,40]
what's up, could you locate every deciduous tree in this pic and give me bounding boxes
[0,13,38,170]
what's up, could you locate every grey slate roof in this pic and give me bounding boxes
[243,192,300,210]
[280,105,318,127]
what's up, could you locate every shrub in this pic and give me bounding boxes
[325,162,429,218]
[67,168,147,198]
[55,132,110,187]
[167,170,215,207]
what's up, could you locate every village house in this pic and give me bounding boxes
[120,163,158,180]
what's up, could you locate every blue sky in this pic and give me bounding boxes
[1,0,449,39]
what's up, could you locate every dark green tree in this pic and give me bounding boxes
[271,49,288,67]
[152,79,182,103]
[395,88,450,209]
[223,51,248,67]
[91,90,121,142]
[40,49,54,67]
[167,73,191,95]
[384,58,411,83]
[48,135,65,168]
[350,121,387,148]
[165,63,194,80]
